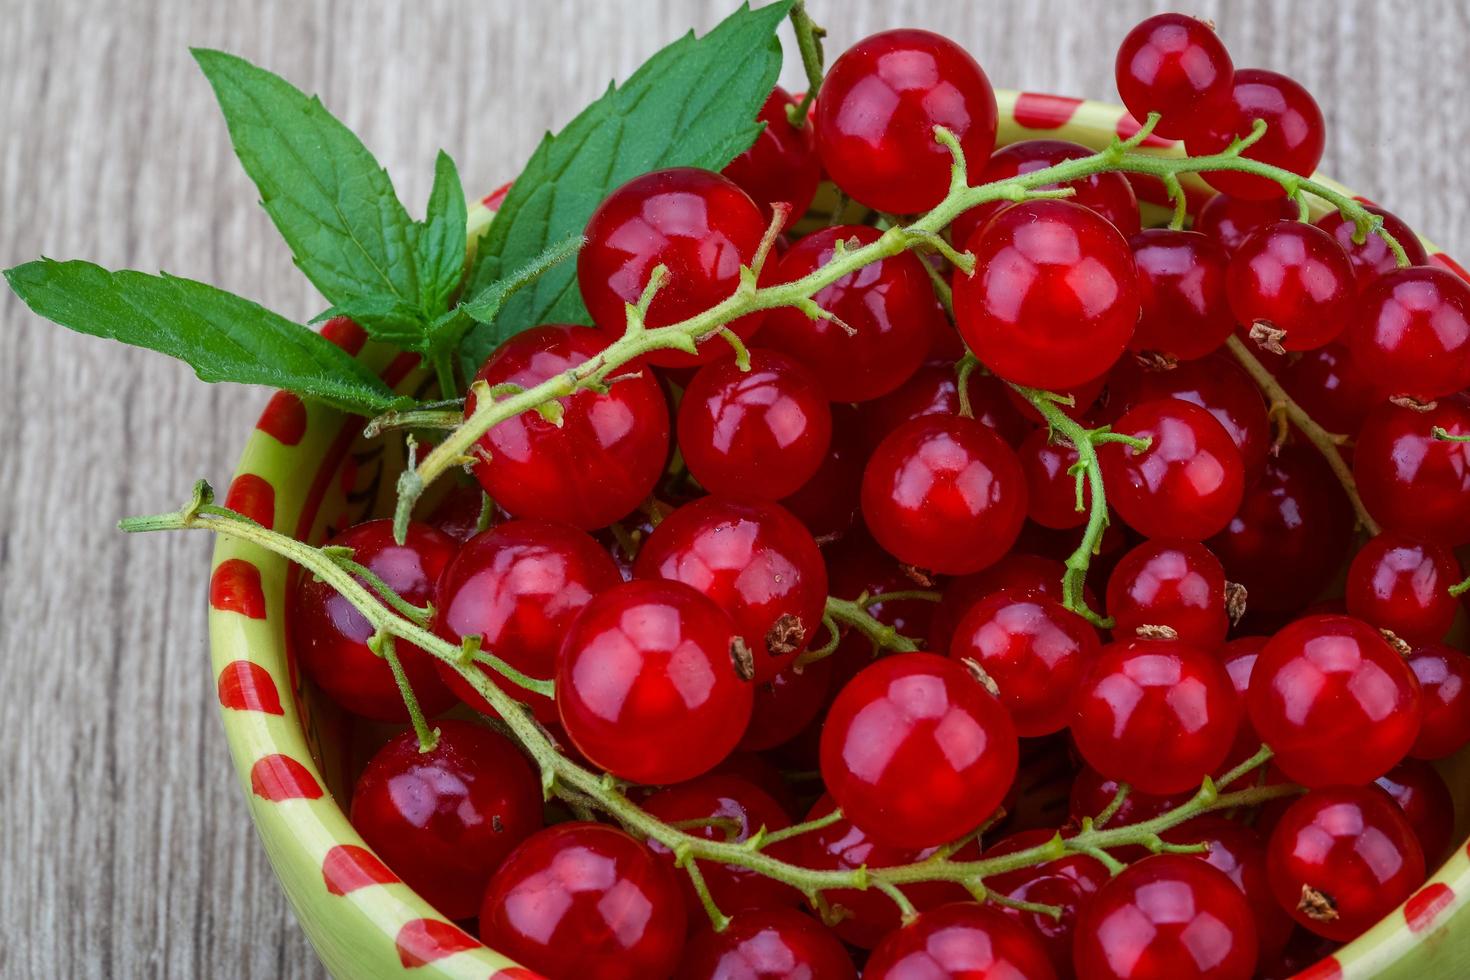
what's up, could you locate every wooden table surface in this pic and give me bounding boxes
[2,1,1467,976]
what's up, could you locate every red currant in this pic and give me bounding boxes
[1071,636,1241,795]
[1376,758,1456,866]
[425,482,493,542]
[824,530,940,690]
[1314,204,1429,286]
[635,496,827,681]
[1406,643,1470,760]
[556,579,753,784]
[1019,428,1088,530]
[1344,532,1461,646]
[1128,228,1235,361]
[954,199,1140,389]
[678,349,833,500]
[983,829,1109,974]
[929,554,1068,651]
[1161,817,1294,962]
[1194,193,1298,255]
[1265,785,1425,942]
[350,721,541,920]
[1101,398,1245,540]
[1115,14,1234,140]
[1354,394,1470,545]
[1275,341,1381,436]
[480,822,688,978]
[722,86,821,231]
[1227,219,1355,352]
[1106,538,1231,648]
[1343,265,1470,401]
[292,519,456,721]
[859,360,1030,453]
[468,324,669,530]
[866,902,1059,980]
[761,225,942,402]
[1220,636,1268,764]
[1074,853,1259,980]
[815,29,997,214]
[820,652,1018,848]
[780,403,864,541]
[1069,766,1195,831]
[1185,69,1325,201]
[739,653,834,752]
[578,167,769,368]
[1247,614,1422,787]
[861,414,1028,575]
[675,907,855,980]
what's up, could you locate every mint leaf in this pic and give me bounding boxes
[5,259,402,414]
[460,0,790,368]
[416,150,469,319]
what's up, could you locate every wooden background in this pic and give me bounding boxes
[2,0,1466,976]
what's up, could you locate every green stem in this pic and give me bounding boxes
[756,806,846,848]
[955,353,979,419]
[1433,426,1470,443]
[371,631,438,752]
[328,552,434,627]
[1449,576,1469,598]
[1093,784,1130,829]
[786,1,826,126]
[431,349,459,401]
[858,590,941,607]
[824,595,921,653]
[677,847,731,932]
[361,407,463,439]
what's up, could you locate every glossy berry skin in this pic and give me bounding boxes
[954,199,1141,389]
[761,225,942,402]
[556,579,753,784]
[951,139,1141,245]
[1276,341,1381,436]
[1265,786,1426,942]
[1162,817,1294,962]
[722,86,821,231]
[292,520,457,721]
[1344,532,1461,646]
[578,167,769,368]
[1128,229,1234,360]
[859,360,1031,452]
[1354,395,1470,545]
[824,530,941,691]
[675,907,856,980]
[1227,220,1355,351]
[1406,643,1470,760]
[350,721,541,920]
[861,414,1028,575]
[1107,539,1230,648]
[779,403,864,541]
[1376,759,1456,865]
[950,591,1101,737]
[1071,637,1241,795]
[1101,399,1245,541]
[1220,637,1268,765]
[740,654,834,751]
[467,325,669,530]
[1194,193,1298,255]
[983,831,1109,976]
[678,349,833,500]
[1343,266,1470,401]
[635,496,827,681]
[815,29,997,214]
[1115,15,1233,140]
[1185,69,1325,201]
[434,520,621,721]
[480,822,687,980]
[929,553,1069,651]
[820,652,1018,849]
[1075,854,1258,980]
[866,902,1059,980]
[1019,428,1088,530]
[643,775,796,921]
[1247,615,1422,788]
[1315,204,1428,286]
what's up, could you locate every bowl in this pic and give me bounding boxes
[209,89,1470,979]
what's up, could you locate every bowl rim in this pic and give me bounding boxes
[209,87,1470,980]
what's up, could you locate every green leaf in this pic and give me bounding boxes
[416,150,468,319]
[5,259,402,414]
[460,0,790,367]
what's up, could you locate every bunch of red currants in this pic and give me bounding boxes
[287,13,1470,980]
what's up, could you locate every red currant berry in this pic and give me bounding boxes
[1115,14,1234,140]
[1208,446,1353,613]
[1194,193,1298,255]
[1101,398,1245,540]
[425,483,494,543]
[1128,229,1235,361]
[676,907,855,980]
[859,360,1031,452]
[983,829,1109,974]
[722,86,821,231]
[820,652,1018,848]
[1185,69,1325,200]
[578,167,769,368]
[1376,759,1456,865]
[1069,766,1195,829]
[823,531,940,689]
[556,579,753,784]
[929,553,1070,652]
[1265,785,1425,942]
[1162,817,1294,962]
[1354,394,1470,545]
[780,402,864,541]
[642,774,796,920]
[434,520,620,721]
[1227,220,1355,352]
[635,496,827,681]
[761,226,942,402]
[292,519,457,721]
[1345,532,1461,646]
[866,902,1059,980]
[815,29,997,214]
[1074,853,1259,980]
[954,199,1141,389]
[1275,341,1381,436]
[739,653,834,752]
[1106,538,1231,648]
[951,139,1142,245]
[950,590,1101,737]
[480,822,687,979]
[1220,635,1268,763]
[1071,636,1241,795]
[468,325,669,530]
[861,414,1027,575]
[678,349,833,500]
[350,721,541,919]
[1019,428,1089,530]
[1247,614,1422,788]
[1343,265,1470,401]
[1314,204,1428,286]
[1406,643,1470,760]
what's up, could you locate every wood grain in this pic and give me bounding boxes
[1,1,1465,976]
